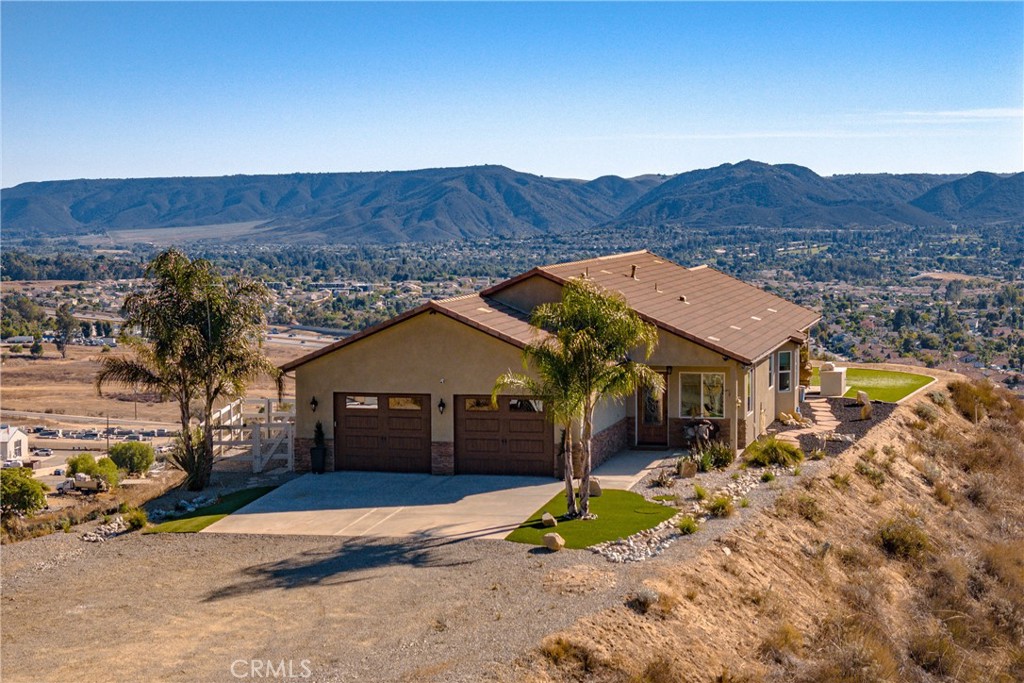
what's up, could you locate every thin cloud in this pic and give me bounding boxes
[873,108,1023,124]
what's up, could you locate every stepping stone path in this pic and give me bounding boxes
[776,397,840,447]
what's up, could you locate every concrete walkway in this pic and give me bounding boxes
[203,448,672,541]
[776,397,840,447]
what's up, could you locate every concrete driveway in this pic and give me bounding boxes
[203,449,674,541]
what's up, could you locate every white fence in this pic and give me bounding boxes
[206,397,295,473]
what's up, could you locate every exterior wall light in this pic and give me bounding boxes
[310,396,318,412]
[437,398,446,414]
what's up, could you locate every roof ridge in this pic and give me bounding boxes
[539,249,653,270]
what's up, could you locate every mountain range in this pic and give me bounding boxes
[2,161,1020,244]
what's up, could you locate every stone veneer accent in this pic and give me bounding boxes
[589,417,631,470]
[294,437,335,473]
[431,441,454,475]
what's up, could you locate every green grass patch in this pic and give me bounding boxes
[810,367,933,402]
[505,489,676,549]
[144,486,276,533]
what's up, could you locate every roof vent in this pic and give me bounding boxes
[678,295,688,303]
[630,264,638,280]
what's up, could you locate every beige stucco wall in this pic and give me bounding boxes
[293,311,543,443]
[489,275,563,313]
[772,340,802,416]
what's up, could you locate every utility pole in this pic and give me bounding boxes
[106,414,110,454]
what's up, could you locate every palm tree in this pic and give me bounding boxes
[97,249,278,490]
[493,330,586,517]
[496,279,663,517]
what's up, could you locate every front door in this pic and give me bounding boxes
[636,373,669,446]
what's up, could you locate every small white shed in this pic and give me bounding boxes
[0,426,30,461]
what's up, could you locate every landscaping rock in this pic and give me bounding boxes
[857,390,871,406]
[588,478,603,497]
[541,512,558,528]
[543,533,565,552]
[678,461,697,478]
[861,402,873,420]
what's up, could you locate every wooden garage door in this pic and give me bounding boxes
[333,393,431,472]
[455,395,553,476]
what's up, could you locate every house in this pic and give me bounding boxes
[282,251,820,476]
[0,426,30,462]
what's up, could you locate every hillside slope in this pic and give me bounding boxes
[0,167,664,243]
[510,376,1024,683]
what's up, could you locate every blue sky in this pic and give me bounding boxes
[2,2,1021,187]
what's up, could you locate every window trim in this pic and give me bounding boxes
[768,354,775,389]
[746,367,754,415]
[678,371,726,419]
[777,350,793,393]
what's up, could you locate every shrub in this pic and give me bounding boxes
[927,390,948,407]
[830,472,851,490]
[743,436,803,467]
[707,495,734,518]
[1,468,48,517]
[964,474,996,510]
[95,457,120,489]
[760,471,775,483]
[909,629,960,676]
[124,507,148,531]
[636,656,684,683]
[650,469,675,489]
[108,442,155,475]
[808,448,826,461]
[740,497,750,508]
[914,403,939,424]
[538,636,599,672]
[875,517,930,561]
[949,378,1024,424]
[759,622,803,663]
[855,459,885,488]
[628,587,660,614]
[695,450,714,473]
[9,344,22,353]
[778,493,825,525]
[66,452,99,477]
[700,441,735,470]
[677,515,698,535]
[933,480,953,507]
[693,483,708,501]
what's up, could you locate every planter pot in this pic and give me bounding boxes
[310,446,326,474]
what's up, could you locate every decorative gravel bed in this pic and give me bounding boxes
[798,399,898,457]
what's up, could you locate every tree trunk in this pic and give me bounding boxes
[197,401,215,490]
[578,400,595,517]
[563,424,578,518]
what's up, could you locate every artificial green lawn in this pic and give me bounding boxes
[505,489,676,549]
[144,486,276,533]
[810,367,933,403]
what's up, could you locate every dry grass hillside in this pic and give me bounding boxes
[507,378,1024,683]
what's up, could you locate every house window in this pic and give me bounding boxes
[768,354,774,388]
[346,396,378,409]
[388,396,423,410]
[778,351,792,392]
[679,372,725,418]
[746,368,754,414]
[464,397,497,412]
[509,398,543,412]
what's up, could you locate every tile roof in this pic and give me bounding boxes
[488,250,820,364]
[281,250,819,371]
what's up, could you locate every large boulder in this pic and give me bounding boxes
[857,390,871,406]
[541,512,558,527]
[822,362,835,371]
[543,532,565,551]
[588,477,603,497]
[860,402,874,420]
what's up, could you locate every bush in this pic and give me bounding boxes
[761,471,775,483]
[855,459,885,488]
[65,453,120,489]
[875,517,930,561]
[778,492,825,525]
[707,495,734,518]
[628,587,660,614]
[808,448,826,461]
[696,450,714,473]
[927,390,948,407]
[9,344,23,353]
[1,468,48,517]
[108,442,155,475]
[743,436,804,467]
[124,507,148,530]
[677,515,698,535]
[909,629,960,676]
[693,483,708,501]
[698,441,735,470]
[650,469,675,488]
[759,622,803,663]
[914,402,939,424]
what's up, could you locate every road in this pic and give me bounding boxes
[0,410,179,428]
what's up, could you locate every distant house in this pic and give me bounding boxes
[0,426,29,462]
[283,251,820,476]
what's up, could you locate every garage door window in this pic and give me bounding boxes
[509,398,543,412]
[346,396,378,409]
[465,397,497,411]
[388,396,424,410]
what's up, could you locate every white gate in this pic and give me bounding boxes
[206,397,295,473]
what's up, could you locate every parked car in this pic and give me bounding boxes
[35,448,53,456]
[53,468,64,476]
[2,459,24,469]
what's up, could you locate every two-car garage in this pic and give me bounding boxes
[333,392,554,477]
